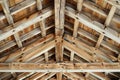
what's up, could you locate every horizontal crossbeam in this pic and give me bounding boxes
[0,62,119,72]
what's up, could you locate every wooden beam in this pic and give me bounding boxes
[73,0,120,24]
[73,0,83,37]
[55,36,63,62]
[64,50,111,80]
[39,19,46,37]
[39,73,56,80]
[54,0,65,62]
[105,6,116,27]
[0,62,119,72]
[1,0,22,48]
[63,73,79,80]
[25,72,48,80]
[63,40,93,62]
[70,51,74,61]
[90,72,110,80]
[73,19,79,37]
[65,23,120,54]
[21,40,55,62]
[1,0,13,24]
[59,0,65,30]
[0,73,11,80]
[17,52,54,80]
[0,25,54,53]
[95,5,116,49]
[57,72,62,80]
[95,34,104,48]
[36,0,42,10]
[45,52,49,62]
[13,33,23,48]
[77,0,84,11]
[69,73,85,80]
[17,72,34,80]
[65,6,120,44]
[0,7,53,41]
[0,34,54,62]
[64,34,115,62]
[10,0,36,15]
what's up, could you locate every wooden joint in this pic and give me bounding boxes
[55,36,63,43]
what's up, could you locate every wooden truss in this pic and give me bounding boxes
[0,0,120,79]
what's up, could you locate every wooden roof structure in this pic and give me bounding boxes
[0,0,120,79]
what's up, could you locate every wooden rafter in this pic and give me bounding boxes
[1,0,22,48]
[0,7,53,41]
[0,25,54,53]
[95,5,117,49]
[64,34,116,62]
[65,6,120,44]
[0,34,54,62]
[0,0,119,79]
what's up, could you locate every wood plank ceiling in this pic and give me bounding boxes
[0,0,120,79]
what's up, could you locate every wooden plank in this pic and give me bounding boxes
[0,7,53,41]
[65,6,120,44]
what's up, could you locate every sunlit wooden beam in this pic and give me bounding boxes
[0,7,53,41]
[65,6,120,44]
[1,0,22,48]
